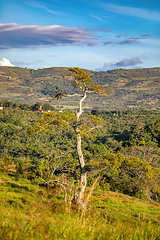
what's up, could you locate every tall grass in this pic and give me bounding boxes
[0,170,160,240]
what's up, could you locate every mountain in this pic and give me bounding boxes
[0,66,160,110]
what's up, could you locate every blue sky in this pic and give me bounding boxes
[0,0,160,70]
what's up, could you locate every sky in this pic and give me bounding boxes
[0,0,160,71]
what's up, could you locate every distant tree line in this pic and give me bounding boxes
[0,99,55,111]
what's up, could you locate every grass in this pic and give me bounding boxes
[0,168,160,240]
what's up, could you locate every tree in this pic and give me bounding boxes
[42,102,54,111]
[28,67,113,207]
[31,102,42,111]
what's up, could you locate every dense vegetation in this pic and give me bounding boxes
[0,66,160,110]
[0,99,160,238]
[1,100,160,201]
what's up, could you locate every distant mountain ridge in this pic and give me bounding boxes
[0,66,160,110]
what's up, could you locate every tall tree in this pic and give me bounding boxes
[29,67,113,207]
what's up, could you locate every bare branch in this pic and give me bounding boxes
[77,91,87,120]
[85,125,103,133]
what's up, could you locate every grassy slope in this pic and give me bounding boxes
[0,66,160,110]
[0,165,160,240]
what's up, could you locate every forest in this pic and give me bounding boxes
[1,99,160,201]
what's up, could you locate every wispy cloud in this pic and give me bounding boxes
[103,4,160,21]
[129,37,140,40]
[118,39,138,45]
[141,34,151,37]
[96,57,142,71]
[0,23,96,49]
[25,1,63,15]
[103,38,139,46]
[103,41,116,45]
[117,33,123,38]
[103,32,155,47]
[90,15,102,21]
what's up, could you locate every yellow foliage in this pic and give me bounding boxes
[27,111,76,134]
[91,115,102,123]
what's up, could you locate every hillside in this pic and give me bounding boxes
[0,66,160,110]
[0,157,160,239]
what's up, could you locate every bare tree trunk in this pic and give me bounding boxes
[76,132,86,207]
[74,91,87,207]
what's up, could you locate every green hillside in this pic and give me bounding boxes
[0,66,160,110]
[0,157,160,240]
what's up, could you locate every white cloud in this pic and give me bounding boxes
[0,58,15,67]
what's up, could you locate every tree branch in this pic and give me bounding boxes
[77,91,86,120]
[85,125,103,133]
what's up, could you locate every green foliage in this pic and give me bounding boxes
[1,107,160,202]
[116,118,160,147]
[0,99,55,112]
[92,153,160,201]
[31,102,42,111]
[28,111,76,134]
[0,156,14,173]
